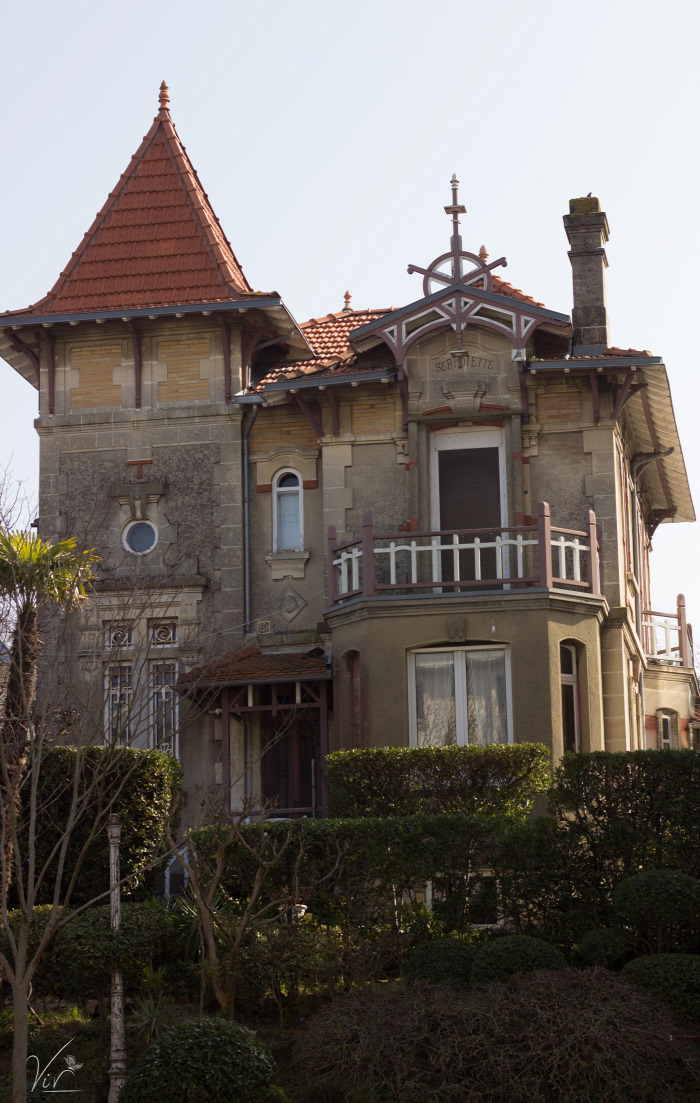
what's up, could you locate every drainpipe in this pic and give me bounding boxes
[239,396,264,633]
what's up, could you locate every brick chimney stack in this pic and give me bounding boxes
[563,197,610,354]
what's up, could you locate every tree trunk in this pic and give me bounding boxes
[11,979,30,1103]
[2,605,38,891]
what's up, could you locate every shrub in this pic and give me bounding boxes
[622,954,700,1026]
[8,902,176,1002]
[470,933,566,984]
[192,813,496,938]
[327,743,551,819]
[549,750,700,879]
[119,1018,279,1103]
[295,969,700,1102]
[404,938,475,986]
[574,927,636,970]
[495,815,611,947]
[16,746,182,905]
[613,869,700,953]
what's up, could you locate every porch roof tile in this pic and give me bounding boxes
[180,646,330,686]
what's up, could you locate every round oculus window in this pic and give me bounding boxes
[124,521,158,555]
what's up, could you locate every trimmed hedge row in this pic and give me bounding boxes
[326,743,551,819]
[16,746,182,905]
[191,813,497,935]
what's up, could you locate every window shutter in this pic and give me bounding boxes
[438,447,501,531]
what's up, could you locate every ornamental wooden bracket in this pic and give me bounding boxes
[611,371,647,420]
[292,392,324,439]
[3,329,40,389]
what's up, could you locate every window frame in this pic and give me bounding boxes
[106,663,133,744]
[407,645,513,747]
[560,643,581,753]
[429,428,508,533]
[122,519,159,556]
[272,467,304,552]
[151,660,179,758]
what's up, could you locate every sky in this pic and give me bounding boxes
[0,0,698,626]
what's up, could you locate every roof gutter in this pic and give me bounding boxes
[0,298,285,328]
[260,367,397,394]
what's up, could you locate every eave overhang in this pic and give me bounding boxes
[255,367,396,395]
[530,356,693,525]
[0,296,315,389]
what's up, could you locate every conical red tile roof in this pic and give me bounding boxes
[21,83,255,315]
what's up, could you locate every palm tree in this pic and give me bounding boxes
[0,529,98,889]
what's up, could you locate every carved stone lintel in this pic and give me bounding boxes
[112,481,165,520]
[442,379,486,417]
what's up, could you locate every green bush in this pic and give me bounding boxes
[0,902,176,1002]
[613,869,700,953]
[327,743,551,819]
[191,813,496,938]
[549,750,700,879]
[295,968,700,1102]
[494,815,609,947]
[404,938,475,986]
[574,927,636,970]
[622,954,700,1025]
[120,1018,279,1103]
[470,933,566,984]
[15,746,182,906]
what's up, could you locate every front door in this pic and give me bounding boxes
[430,430,507,586]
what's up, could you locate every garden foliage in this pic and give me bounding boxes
[119,1018,286,1103]
[496,750,700,947]
[612,868,700,953]
[17,746,181,905]
[470,933,566,984]
[403,938,476,986]
[326,743,551,819]
[193,812,496,936]
[622,953,700,1025]
[295,969,700,1103]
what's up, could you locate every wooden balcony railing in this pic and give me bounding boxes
[642,595,694,667]
[328,501,601,604]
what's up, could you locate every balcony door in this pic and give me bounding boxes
[430,429,507,585]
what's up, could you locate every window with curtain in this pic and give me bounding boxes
[273,470,303,551]
[409,647,510,746]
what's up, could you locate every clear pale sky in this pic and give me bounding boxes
[0,0,698,627]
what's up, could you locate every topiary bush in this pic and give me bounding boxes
[14,746,182,906]
[470,933,566,984]
[404,938,476,986]
[613,869,700,953]
[622,954,700,1026]
[295,969,700,1102]
[574,927,636,970]
[119,1017,282,1103]
[327,743,551,819]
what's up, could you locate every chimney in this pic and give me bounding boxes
[563,197,610,354]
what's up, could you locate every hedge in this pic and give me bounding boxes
[189,813,497,936]
[549,750,700,878]
[612,869,700,954]
[15,746,182,906]
[0,902,176,1002]
[326,743,551,819]
[470,933,566,984]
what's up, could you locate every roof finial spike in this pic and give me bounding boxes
[343,290,352,312]
[479,244,489,261]
[444,172,467,279]
[159,81,170,112]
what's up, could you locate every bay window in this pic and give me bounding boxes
[408,646,511,746]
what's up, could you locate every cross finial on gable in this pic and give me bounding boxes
[444,172,467,261]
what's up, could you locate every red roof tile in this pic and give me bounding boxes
[541,347,653,362]
[491,275,544,308]
[13,91,256,315]
[180,646,329,685]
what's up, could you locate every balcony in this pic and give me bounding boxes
[643,596,694,667]
[327,501,601,605]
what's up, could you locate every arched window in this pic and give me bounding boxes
[560,643,580,753]
[273,469,303,551]
[656,709,678,750]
